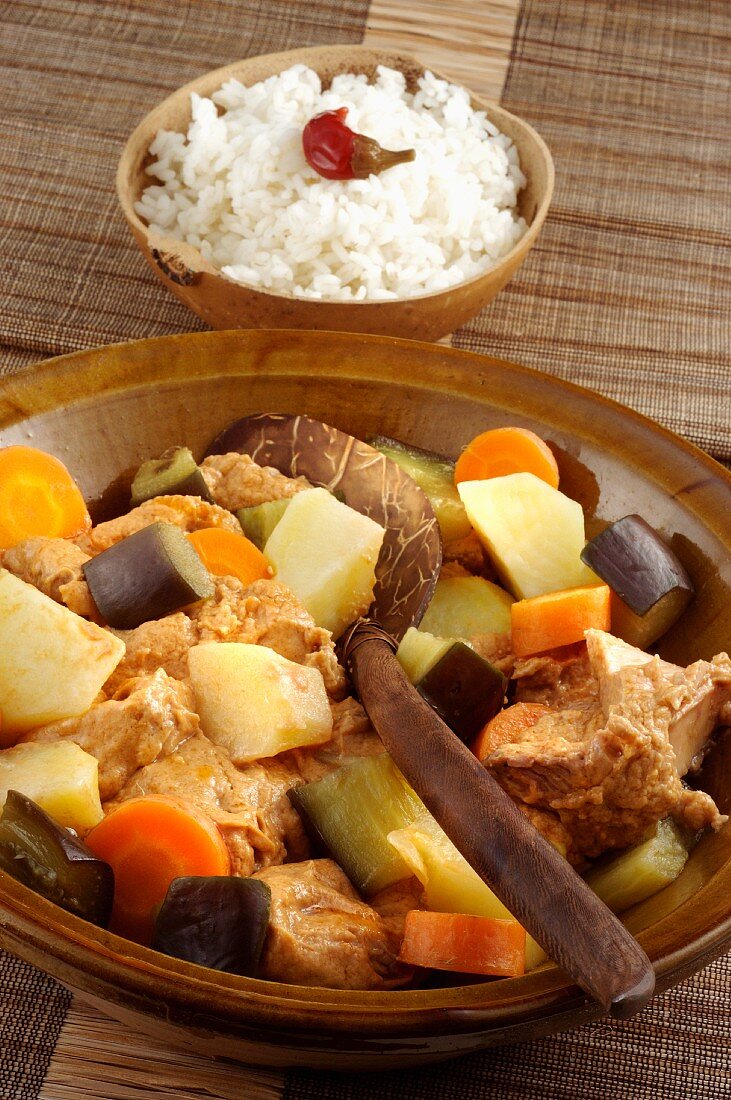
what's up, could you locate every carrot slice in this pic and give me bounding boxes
[0,446,91,550]
[399,910,525,977]
[454,427,560,489]
[511,584,611,657]
[84,795,230,944]
[471,702,551,761]
[188,527,270,586]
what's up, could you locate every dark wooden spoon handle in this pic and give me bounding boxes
[342,622,655,1019]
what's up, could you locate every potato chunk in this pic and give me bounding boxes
[263,488,385,639]
[458,474,597,599]
[0,741,103,830]
[0,569,125,740]
[188,641,332,763]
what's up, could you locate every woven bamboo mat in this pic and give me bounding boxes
[0,1,729,1098]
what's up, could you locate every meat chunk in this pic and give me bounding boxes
[1,537,97,618]
[511,642,599,708]
[201,452,309,511]
[188,576,347,698]
[108,733,307,875]
[75,494,240,555]
[23,670,197,801]
[470,632,515,678]
[442,531,495,579]
[253,860,409,990]
[486,637,728,859]
[287,697,384,782]
[370,876,424,941]
[105,613,196,693]
[586,629,731,775]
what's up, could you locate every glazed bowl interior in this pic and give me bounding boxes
[0,329,728,1071]
[116,45,554,341]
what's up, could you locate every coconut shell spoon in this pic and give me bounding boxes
[207,413,655,1018]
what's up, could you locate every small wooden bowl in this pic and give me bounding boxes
[0,330,728,1070]
[117,45,554,340]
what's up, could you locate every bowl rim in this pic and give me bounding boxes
[115,43,555,307]
[0,328,729,1039]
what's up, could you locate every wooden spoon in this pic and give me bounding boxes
[208,413,655,1018]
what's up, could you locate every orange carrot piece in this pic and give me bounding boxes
[454,427,560,489]
[84,795,230,944]
[0,446,91,550]
[471,702,551,761]
[511,584,611,657]
[399,910,526,977]
[188,527,270,586]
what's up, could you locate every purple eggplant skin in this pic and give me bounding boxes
[151,877,271,976]
[580,514,694,616]
[82,521,214,629]
[416,643,507,743]
[0,790,114,927]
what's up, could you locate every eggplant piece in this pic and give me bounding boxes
[288,754,424,896]
[130,447,213,506]
[583,818,689,914]
[0,790,113,926]
[237,498,291,551]
[581,515,693,646]
[415,642,506,743]
[369,435,472,544]
[83,521,214,629]
[152,876,270,976]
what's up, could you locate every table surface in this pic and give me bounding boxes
[1,1,729,1098]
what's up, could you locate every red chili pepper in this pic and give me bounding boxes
[302,108,415,181]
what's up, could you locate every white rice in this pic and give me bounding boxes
[135,64,527,302]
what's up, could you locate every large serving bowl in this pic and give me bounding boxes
[0,330,728,1070]
[117,45,554,341]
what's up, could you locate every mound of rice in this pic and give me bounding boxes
[135,64,527,302]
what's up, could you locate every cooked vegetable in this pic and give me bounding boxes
[237,498,291,550]
[369,436,472,544]
[584,818,689,913]
[130,446,213,506]
[415,642,506,742]
[0,790,113,926]
[580,515,694,647]
[83,521,214,629]
[458,473,598,599]
[188,641,332,764]
[388,813,513,921]
[85,795,230,943]
[0,742,103,831]
[398,910,526,977]
[388,814,544,971]
[289,754,424,895]
[152,876,271,976]
[418,575,514,638]
[0,569,124,742]
[471,703,551,762]
[454,427,560,490]
[263,487,385,638]
[188,527,270,586]
[510,584,611,656]
[396,627,455,685]
[0,445,91,550]
[302,107,415,181]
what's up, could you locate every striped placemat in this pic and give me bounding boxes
[0,1,729,1098]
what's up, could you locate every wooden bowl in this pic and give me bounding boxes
[116,45,554,341]
[0,330,728,1070]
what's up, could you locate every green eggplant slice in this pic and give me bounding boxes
[0,790,113,926]
[83,521,214,629]
[288,754,424,895]
[237,499,291,551]
[130,447,213,506]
